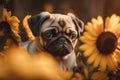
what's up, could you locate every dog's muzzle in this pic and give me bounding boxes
[58,37,67,45]
[46,36,73,57]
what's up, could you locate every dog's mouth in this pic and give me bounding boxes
[47,44,73,57]
[46,37,73,57]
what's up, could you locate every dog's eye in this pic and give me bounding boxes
[43,30,53,39]
[69,32,77,40]
[52,28,58,36]
[42,29,58,40]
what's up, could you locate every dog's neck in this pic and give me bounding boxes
[56,50,77,70]
[19,39,45,55]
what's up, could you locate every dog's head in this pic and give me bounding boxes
[28,12,84,57]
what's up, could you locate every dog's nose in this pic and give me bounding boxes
[58,37,67,44]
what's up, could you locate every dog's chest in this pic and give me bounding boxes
[56,51,77,70]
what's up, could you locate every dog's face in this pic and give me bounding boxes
[28,12,84,57]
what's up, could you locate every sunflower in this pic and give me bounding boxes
[63,68,84,80]
[79,14,120,71]
[91,71,109,80]
[0,8,21,42]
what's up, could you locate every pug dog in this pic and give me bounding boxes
[19,12,84,70]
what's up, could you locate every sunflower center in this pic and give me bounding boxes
[96,31,117,55]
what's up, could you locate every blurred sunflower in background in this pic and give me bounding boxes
[0,8,21,51]
[0,8,21,42]
[22,15,35,40]
[79,14,120,71]
[91,71,109,80]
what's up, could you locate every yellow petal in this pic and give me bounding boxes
[110,14,119,29]
[8,11,11,17]
[111,54,118,70]
[114,50,120,63]
[105,17,110,31]
[98,72,108,80]
[116,31,120,37]
[93,25,102,35]
[85,25,98,37]
[91,18,98,25]
[83,45,96,57]
[97,16,104,32]
[79,44,93,51]
[87,49,98,64]
[74,73,84,80]
[91,72,99,80]
[83,32,97,41]
[9,16,20,23]
[22,15,35,40]
[100,55,107,71]
[107,55,117,71]
[3,9,10,21]
[10,23,19,28]
[79,36,96,44]
[83,68,89,79]
[23,15,31,27]
[86,16,104,35]
[93,52,102,68]
[6,11,12,18]
[3,9,7,17]
[96,23,104,33]
[112,23,120,33]
[117,38,120,45]
[107,55,113,70]
[97,16,103,24]
[91,72,108,80]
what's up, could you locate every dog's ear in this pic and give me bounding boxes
[28,12,50,36]
[67,13,84,37]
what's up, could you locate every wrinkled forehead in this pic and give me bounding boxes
[41,14,76,31]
